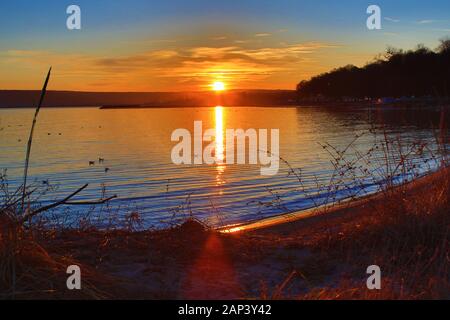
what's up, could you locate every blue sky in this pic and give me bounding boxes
[0,0,449,91]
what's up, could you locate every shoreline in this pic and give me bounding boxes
[0,100,448,110]
[218,167,445,234]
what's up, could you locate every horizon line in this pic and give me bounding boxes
[0,88,298,94]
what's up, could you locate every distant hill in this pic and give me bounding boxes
[0,89,297,108]
[297,38,450,101]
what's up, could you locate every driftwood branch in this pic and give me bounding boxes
[63,195,118,205]
[19,184,118,225]
[20,183,88,224]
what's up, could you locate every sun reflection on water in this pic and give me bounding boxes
[215,106,226,188]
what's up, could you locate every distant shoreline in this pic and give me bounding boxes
[99,103,301,109]
[1,101,447,110]
[2,89,447,109]
[0,89,298,108]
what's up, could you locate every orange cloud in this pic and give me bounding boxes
[255,33,271,37]
[0,40,339,91]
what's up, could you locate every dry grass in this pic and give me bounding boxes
[295,166,450,299]
[0,218,114,299]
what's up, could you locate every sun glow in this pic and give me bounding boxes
[212,81,226,91]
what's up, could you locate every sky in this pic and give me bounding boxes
[0,0,449,92]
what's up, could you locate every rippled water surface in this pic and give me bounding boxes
[0,106,446,228]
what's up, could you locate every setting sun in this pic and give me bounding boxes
[212,81,226,91]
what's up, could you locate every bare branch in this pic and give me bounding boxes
[20,183,88,224]
[63,195,118,205]
[1,187,38,211]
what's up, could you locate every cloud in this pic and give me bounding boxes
[384,17,400,23]
[417,19,437,24]
[234,40,252,44]
[254,33,271,37]
[234,42,337,61]
[211,36,227,40]
[146,39,177,43]
[1,41,338,91]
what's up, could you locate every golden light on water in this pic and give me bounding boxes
[215,106,225,187]
[215,106,225,163]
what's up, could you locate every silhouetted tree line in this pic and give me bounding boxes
[297,38,450,100]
